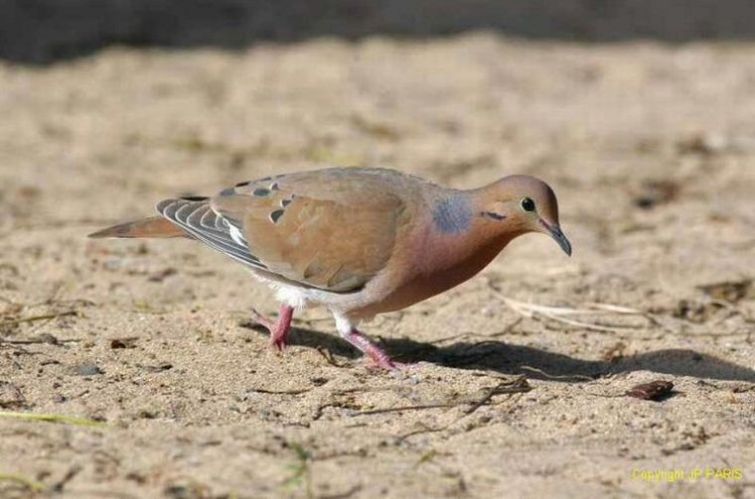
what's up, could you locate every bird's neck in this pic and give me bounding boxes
[418,188,516,276]
[423,226,513,272]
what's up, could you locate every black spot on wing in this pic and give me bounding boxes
[253,188,271,197]
[157,198,369,295]
[270,209,285,223]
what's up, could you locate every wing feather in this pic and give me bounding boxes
[156,199,264,269]
[156,168,417,294]
[210,168,415,293]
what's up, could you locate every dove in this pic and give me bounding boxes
[89,167,571,370]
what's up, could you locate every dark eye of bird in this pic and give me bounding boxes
[521,197,536,212]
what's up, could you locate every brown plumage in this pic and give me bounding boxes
[90,167,571,369]
[88,216,187,239]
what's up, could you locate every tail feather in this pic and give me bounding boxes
[88,216,188,239]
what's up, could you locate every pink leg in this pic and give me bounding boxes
[343,328,402,371]
[251,305,294,351]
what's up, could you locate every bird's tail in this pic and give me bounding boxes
[88,216,188,239]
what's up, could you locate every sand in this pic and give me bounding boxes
[1,33,754,498]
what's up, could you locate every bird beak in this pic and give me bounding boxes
[539,219,572,256]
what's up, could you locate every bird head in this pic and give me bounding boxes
[478,175,571,256]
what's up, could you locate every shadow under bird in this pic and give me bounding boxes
[90,167,571,369]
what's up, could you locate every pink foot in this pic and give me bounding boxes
[344,329,410,371]
[251,305,294,351]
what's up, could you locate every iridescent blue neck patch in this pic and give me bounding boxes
[433,195,472,234]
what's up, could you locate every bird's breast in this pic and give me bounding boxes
[349,232,511,319]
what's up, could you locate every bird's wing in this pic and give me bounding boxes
[161,168,414,293]
[156,197,266,269]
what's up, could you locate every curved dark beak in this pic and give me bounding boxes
[540,219,572,256]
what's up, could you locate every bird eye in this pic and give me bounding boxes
[520,197,536,212]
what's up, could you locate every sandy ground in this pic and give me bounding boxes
[1,33,754,498]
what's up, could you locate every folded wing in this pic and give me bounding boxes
[158,169,413,293]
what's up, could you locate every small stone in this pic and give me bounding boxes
[0,382,26,408]
[110,337,138,349]
[71,363,104,376]
[626,380,674,401]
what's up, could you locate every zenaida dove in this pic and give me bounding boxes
[90,167,571,370]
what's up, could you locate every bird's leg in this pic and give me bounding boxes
[332,313,409,371]
[250,307,276,330]
[251,305,294,351]
[343,328,399,371]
